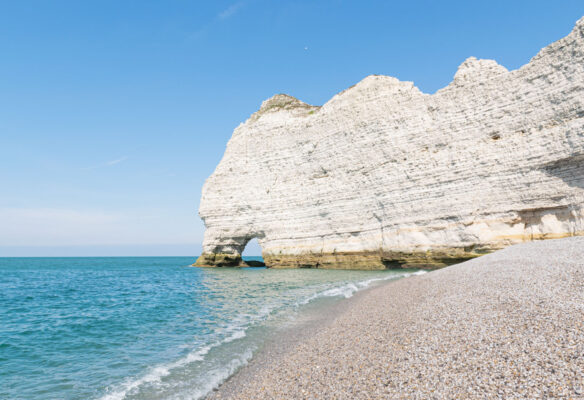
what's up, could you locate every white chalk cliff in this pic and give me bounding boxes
[196,17,584,269]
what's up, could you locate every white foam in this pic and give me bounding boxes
[186,347,254,400]
[99,329,247,400]
[296,270,424,307]
[224,329,246,343]
[100,365,171,400]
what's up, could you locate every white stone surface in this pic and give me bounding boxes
[198,17,584,265]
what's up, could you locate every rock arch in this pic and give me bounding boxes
[194,231,266,267]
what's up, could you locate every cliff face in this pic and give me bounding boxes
[196,17,584,269]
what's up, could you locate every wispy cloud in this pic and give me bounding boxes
[218,1,245,20]
[82,156,129,170]
[189,1,248,40]
[105,156,128,166]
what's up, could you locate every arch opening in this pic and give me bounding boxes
[241,237,265,267]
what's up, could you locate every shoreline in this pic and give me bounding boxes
[207,271,397,399]
[207,237,584,399]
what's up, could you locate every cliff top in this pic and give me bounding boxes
[246,16,583,121]
[257,94,318,114]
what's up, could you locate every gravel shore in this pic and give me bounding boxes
[208,237,584,399]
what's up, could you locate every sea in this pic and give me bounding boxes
[0,257,422,400]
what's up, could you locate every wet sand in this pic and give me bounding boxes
[208,237,584,399]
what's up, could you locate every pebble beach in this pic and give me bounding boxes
[209,237,584,399]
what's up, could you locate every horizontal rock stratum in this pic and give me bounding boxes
[195,17,584,270]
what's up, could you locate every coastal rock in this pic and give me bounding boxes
[196,17,584,269]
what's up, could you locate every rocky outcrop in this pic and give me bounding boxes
[195,17,584,269]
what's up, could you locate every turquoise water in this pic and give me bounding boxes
[0,257,421,400]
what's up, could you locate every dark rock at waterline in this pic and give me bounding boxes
[241,260,266,268]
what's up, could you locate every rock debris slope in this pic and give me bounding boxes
[196,17,584,269]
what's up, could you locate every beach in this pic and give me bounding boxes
[210,237,584,399]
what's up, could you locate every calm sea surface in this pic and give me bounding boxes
[0,257,421,400]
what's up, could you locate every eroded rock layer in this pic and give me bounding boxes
[196,18,584,269]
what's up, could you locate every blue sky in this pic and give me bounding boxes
[1,1,583,256]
